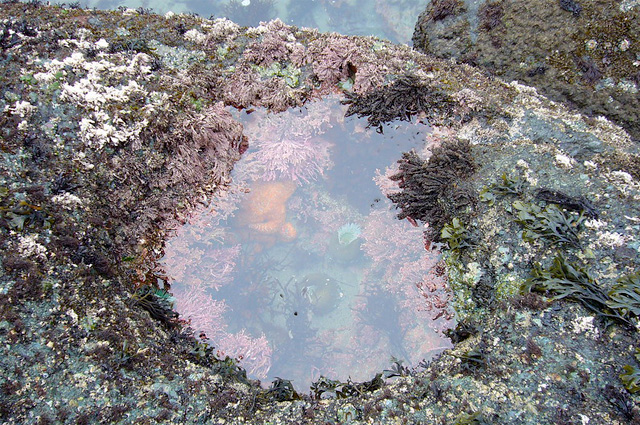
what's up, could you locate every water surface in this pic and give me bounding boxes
[74,0,425,44]
[162,96,453,389]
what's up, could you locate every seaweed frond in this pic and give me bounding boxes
[310,374,383,399]
[130,285,178,327]
[388,140,476,240]
[608,272,640,320]
[342,74,454,132]
[479,173,525,205]
[620,349,640,394]
[523,256,630,326]
[512,201,585,248]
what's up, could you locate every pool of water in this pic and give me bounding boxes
[71,0,425,44]
[161,96,453,390]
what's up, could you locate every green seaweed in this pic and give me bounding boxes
[211,355,249,383]
[512,201,585,248]
[130,285,178,327]
[523,256,630,326]
[620,349,640,394]
[608,272,640,319]
[479,173,525,205]
[440,217,475,251]
[453,346,487,372]
[310,374,383,399]
[382,357,410,378]
[453,410,487,425]
[263,377,300,402]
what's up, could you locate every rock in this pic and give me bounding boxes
[0,3,638,424]
[413,0,640,139]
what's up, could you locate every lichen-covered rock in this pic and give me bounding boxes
[0,3,638,424]
[412,0,640,139]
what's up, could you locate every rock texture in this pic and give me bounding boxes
[413,0,640,139]
[0,3,638,424]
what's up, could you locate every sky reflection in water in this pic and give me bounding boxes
[162,96,453,390]
[76,0,424,44]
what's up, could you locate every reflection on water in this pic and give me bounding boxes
[74,0,424,44]
[162,96,453,390]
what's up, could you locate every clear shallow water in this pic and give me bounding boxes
[72,0,425,44]
[162,96,453,390]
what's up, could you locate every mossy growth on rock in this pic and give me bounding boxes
[342,74,455,132]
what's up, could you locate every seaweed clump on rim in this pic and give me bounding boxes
[341,74,454,132]
[387,139,477,241]
[130,285,179,328]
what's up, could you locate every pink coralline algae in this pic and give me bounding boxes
[162,231,240,291]
[217,330,273,380]
[308,35,361,87]
[243,19,307,67]
[236,100,336,184]
[361,209,453,323]
[173,285,228,340]
[172,285,273,379]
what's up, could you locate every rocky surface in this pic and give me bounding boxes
[0,2,638,424]
[412,0,640,139]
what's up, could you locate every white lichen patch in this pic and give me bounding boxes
[78,113,148,150]
[618,79,638,93]
[6,100,37,118]
[516,159,538,185]
[584,219,607,230]
[184,28,207,44]
[620,0,640,13]
[610,170,634,184]
[202,18,240,42]
[554,152,576,169]
[572,316,599,338]
[51,192,84,208]
[462,262,483,287]
[16,233,47,260]
[594,231,628,248]
[603,170,640,198]
[31,45,165,150]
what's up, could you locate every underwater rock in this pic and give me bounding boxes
[299,273,343,316]
[413,0,640,139]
